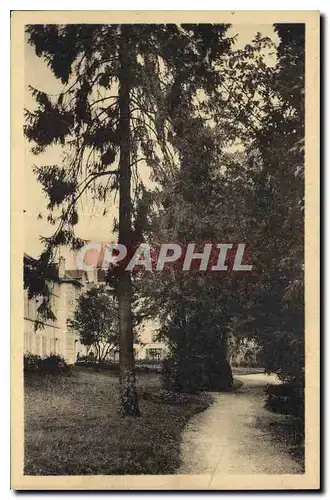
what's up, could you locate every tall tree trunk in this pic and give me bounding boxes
[117,26,140,416]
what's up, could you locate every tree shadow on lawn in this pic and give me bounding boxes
[24,368,212,475]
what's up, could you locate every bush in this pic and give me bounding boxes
[24,353,71,375]
[135,359,162,366]
[24,353,41,372]
[265,382,304,419]
[75,358,162,374]
[162,353,233,393]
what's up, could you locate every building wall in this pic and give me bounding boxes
[134,319,167,360]
[23,281,86,364]
[56,282,87,363]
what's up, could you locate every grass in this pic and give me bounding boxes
[266,417,305,469]
[231,366,265,376]
[24,367,212,475]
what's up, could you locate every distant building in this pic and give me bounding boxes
[134,319,167,361]
[23,254,167,363]
[24,254,87,364]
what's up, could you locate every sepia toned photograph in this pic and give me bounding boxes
[11,10,319,490]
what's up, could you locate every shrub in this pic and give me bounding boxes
[162,353,233,393]
[75,358,162,374]
[24,353,41,372]
[161,355,198,393]
[41,354,71,375]
[24,353,71,375]
[135,359,162,366]
[75,355,95,365]
[136,361,162,373]
[265,381,304,420]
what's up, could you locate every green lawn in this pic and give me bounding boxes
[24,367,212,475]
[231,366,264,376]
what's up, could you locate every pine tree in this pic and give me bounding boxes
[24,23,233,415]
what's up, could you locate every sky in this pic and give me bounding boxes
[24,24,279,267]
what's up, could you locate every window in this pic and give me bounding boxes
[28,300,36,320]
[24,332,33,353]
[24,293,29,318]
[74,339,79,360]
[50,337,60,354]
[41,336,47,356]
[67,289,75,306]
[35,335,41,356]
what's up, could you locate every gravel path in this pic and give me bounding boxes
[179,373,302,475]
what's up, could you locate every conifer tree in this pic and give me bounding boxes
[25,23,233,415]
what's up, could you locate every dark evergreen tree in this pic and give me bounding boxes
[24,23,233,415]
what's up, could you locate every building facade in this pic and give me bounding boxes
[134,319,167,361]
[24,255,88,364]
[23,254,167,363]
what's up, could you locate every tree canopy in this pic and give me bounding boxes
[25,23,305,415]
[67,286,119,363]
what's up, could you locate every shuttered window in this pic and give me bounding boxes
[35,335,41,356]
[41,336,47,356]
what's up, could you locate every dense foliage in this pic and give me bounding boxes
[25,23,305,417]
[25,23,234,415]
[24,353,71,375]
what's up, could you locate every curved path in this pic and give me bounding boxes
[179,373,302,475]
